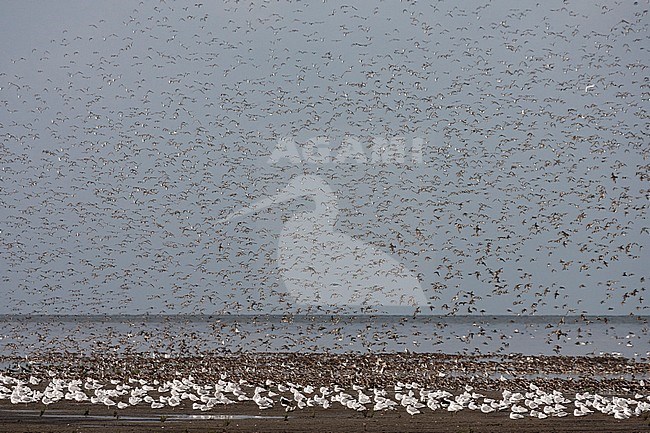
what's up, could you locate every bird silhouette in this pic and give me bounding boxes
[223,175,428,309]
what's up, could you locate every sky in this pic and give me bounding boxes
[0,0,648,315]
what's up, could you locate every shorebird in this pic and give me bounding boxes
[223,175,428,309]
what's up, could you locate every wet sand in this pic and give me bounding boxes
[0,400,648,433]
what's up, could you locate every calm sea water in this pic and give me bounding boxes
[0,315,647,359]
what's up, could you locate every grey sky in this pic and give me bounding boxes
[0,0,647,315]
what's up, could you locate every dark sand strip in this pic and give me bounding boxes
[0,401,648,433]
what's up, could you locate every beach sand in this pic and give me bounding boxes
[0,400,648,433]
[1,353,648,432]
[5,352,648,392]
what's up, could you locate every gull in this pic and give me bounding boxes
[574,405,592,416]
[253,392,273,409]
[480,403,495,413]
[511,404,527,413]
[406,405,420,415]
[447,400,463,412]
[357,390,371,404]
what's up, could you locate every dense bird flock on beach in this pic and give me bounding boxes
[1,370,649,420]
[0,352,646,421]
[0,1,648,344]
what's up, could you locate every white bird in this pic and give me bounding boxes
[358,391,371,404]
[406,405,420,415]
[511,404,527,413]
[447,400,463,412]
[480,403,494,413]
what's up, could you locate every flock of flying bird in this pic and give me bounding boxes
[0,0,648,359]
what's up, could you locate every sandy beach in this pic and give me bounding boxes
[0,400,648,433]
[1,353,648,432]
[4,352,647,392]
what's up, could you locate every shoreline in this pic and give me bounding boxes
[1,353,648,432]
[0,400,648,433]
[3,352,647,392]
